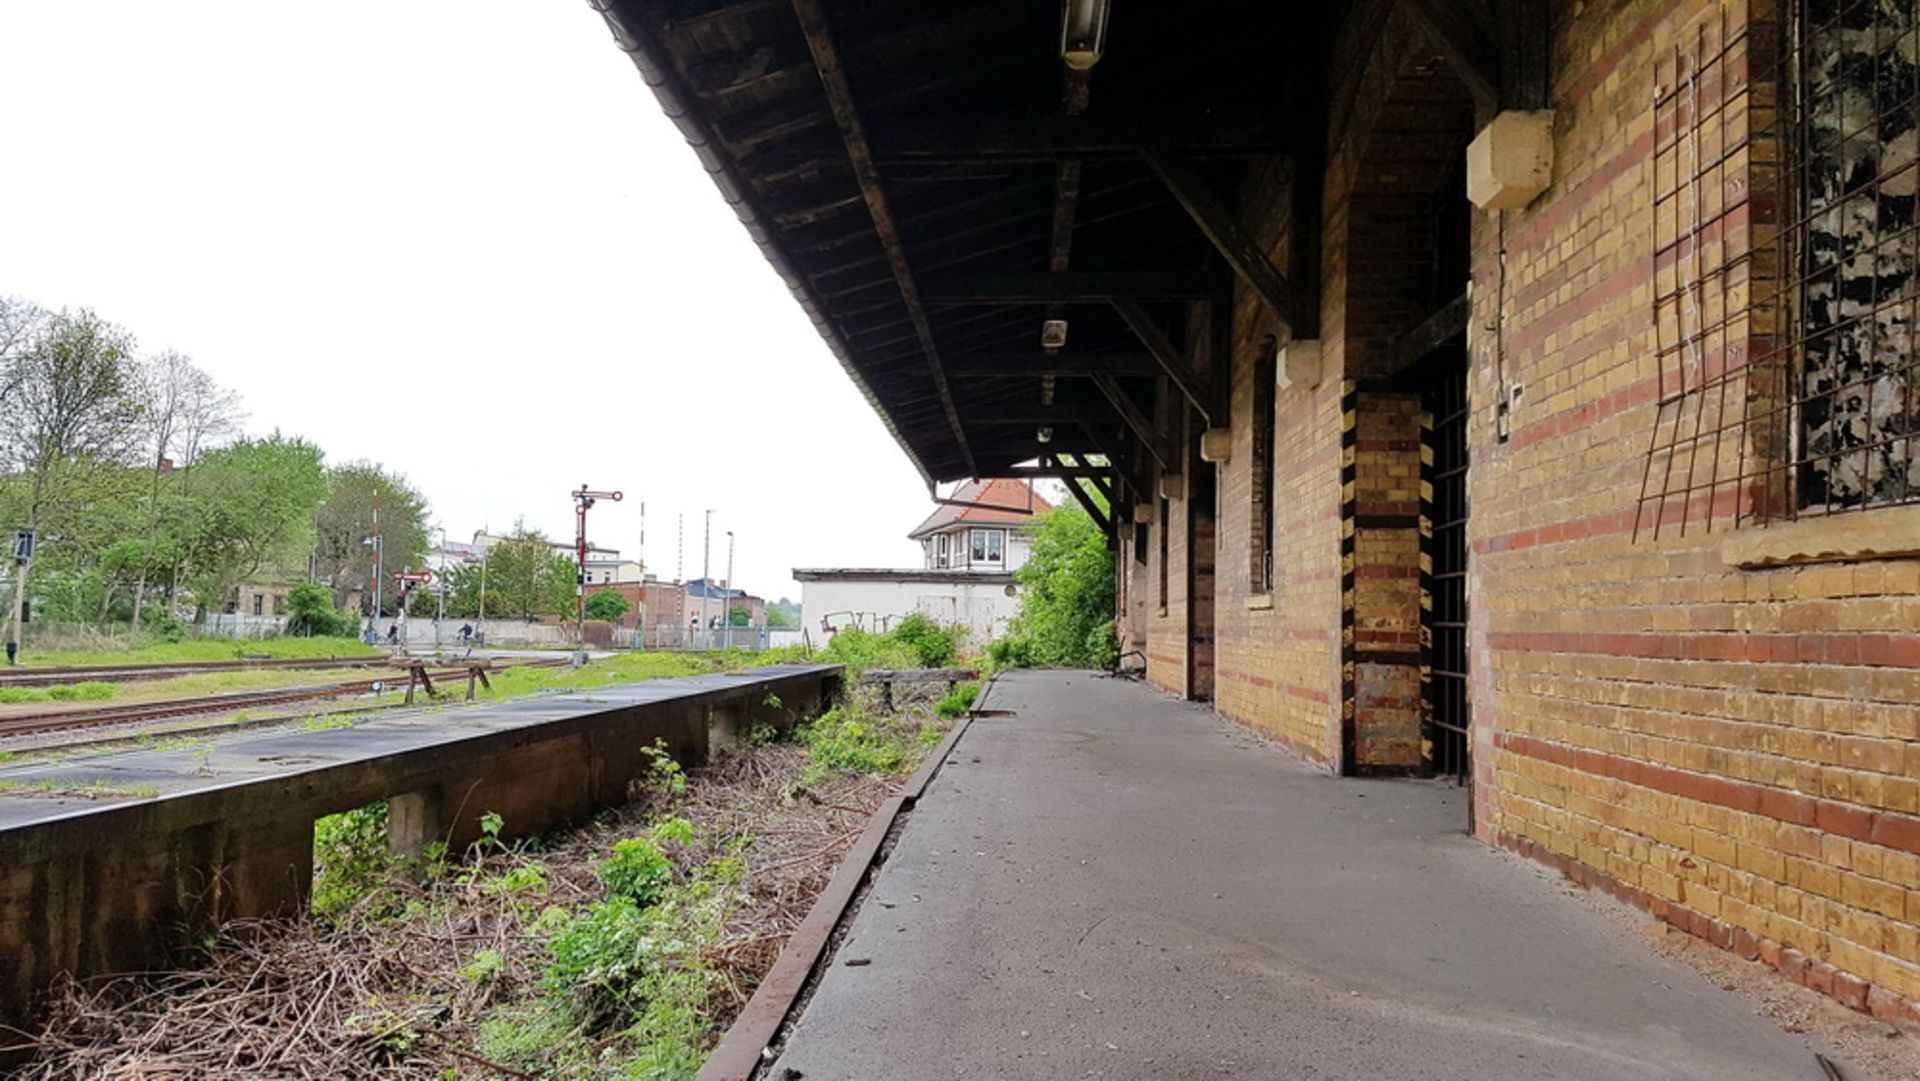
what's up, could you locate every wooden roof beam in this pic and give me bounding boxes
[946,354,1159,377]
[1111,299,1213,424]
[865,111,1288,164]
[921,271,1227,304]
[1090,373,1171,471]
[1401,0,1501,109]
[1145,151,1308,339]
[790,0,975,477]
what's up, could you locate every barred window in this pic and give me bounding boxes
[1250,341,1276,589]
[1790,0,1920,512]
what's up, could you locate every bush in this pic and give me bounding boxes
[285,583,356,638]
[890,613,959,667]
[801,707,905,773]
[584,590,631,622]
[597,837,672,906]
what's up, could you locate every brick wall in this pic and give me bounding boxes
[1149,0,1920,1021]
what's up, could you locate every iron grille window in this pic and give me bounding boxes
[1788,0,1920,513]
[1157,497,1170,611]
[1250,343,1277,590]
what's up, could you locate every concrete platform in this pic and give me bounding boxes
[766,669,1862,1081]
[0,664,840,1030]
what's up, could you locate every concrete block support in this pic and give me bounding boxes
[386,787,444,860]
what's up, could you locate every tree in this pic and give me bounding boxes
[0,308,147,649]
[174,435,328,620]
[727,604,751,627]
[992,489,1115,668]
[765,605,796,629]
[131,352,239,627]
[483,528,575,619]
[311,463,430,608]
[584,589,631,622]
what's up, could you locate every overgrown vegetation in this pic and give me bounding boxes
[755,611,967,678]
[18,688,953,1078]
[989,495,1116,669]
[17,632,376,669]
[284,583,358,638]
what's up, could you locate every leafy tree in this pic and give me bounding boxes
[727,604,751,627]
[483,528,575,619]
[131,352,239,627]
[992,491,1115,668]
[311,463,430,609]
[0,308,147,646]
[174,436,327,620]
[585,589,631,622]
[765,605,795,629]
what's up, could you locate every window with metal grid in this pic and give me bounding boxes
[1250,343,1276,591]
[1787,0,1919,513]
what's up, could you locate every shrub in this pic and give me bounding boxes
[995,500,1114,668]
[802,707,905,774]
[890,613,959,668]
[311,802,393,920]
[286,583,356,638]
[597,837,673,905]
[584,590,631,622]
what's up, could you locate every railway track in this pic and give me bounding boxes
[0,659,571,738]
[0,655,399,689]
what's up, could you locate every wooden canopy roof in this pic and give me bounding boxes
[595,0,1349,488]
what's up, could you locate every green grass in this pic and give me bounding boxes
[477,652,721,700]
[0,681,117,705]
[0,777,160,799]
[21,635,378,669]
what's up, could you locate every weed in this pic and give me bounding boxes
[311,802,394,921]
[641,739,687,795]
[302,713,354,732]
[800,707,905,774]
[0,750,13,763]
[597,837,672,905]
[934,680,980,718]
[486,864,550,896]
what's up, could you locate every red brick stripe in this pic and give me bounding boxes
[1497,732,1920,856]
[1488,629,1920,668]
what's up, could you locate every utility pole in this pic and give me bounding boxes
[702,509,714,649]
[724,530,735,650]
[365,492,383,645]
[572,484,623,664]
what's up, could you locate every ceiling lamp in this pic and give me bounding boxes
[1059,0,1111,70]
[1037,427,1055,444]
[1041,318,1069,350]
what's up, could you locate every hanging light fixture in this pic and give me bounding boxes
[1041,318,1069,350]
[1037,426,1055,444]
[1059,0,1111,70]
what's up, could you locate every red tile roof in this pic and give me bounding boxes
[908,478,1056,540]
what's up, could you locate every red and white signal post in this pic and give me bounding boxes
[571,485,622,661]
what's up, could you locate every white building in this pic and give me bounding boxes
[795,478,1054,646]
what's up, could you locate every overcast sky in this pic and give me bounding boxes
[0,1,942,600]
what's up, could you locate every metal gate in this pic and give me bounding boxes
[1422,351,1471,789]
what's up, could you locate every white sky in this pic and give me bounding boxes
[0,1,940,600]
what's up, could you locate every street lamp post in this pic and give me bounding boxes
[701,509,714,649]
[724,530,735,650]
[430,526,446,649]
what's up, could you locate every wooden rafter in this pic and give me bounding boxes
[790,0,976,477]
[1111,299,1213,424]
[946,354,1159,377]
[1090,373,1171,470]
[865,111,1288,164]
[1400,0,1500,108]
[1145,151,1307,337]
[1385,292,1470,376]
[921,271,1227,304]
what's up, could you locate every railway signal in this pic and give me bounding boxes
[571,485,622,663]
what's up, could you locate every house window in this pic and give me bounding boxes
[969,529,1004,564]
[935,534,950,568]
[1787,0,1920,513]
[1134,522,1148,565]
[923,538,934,568]
[1250,341,1277,590]
[252,594,263,616]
